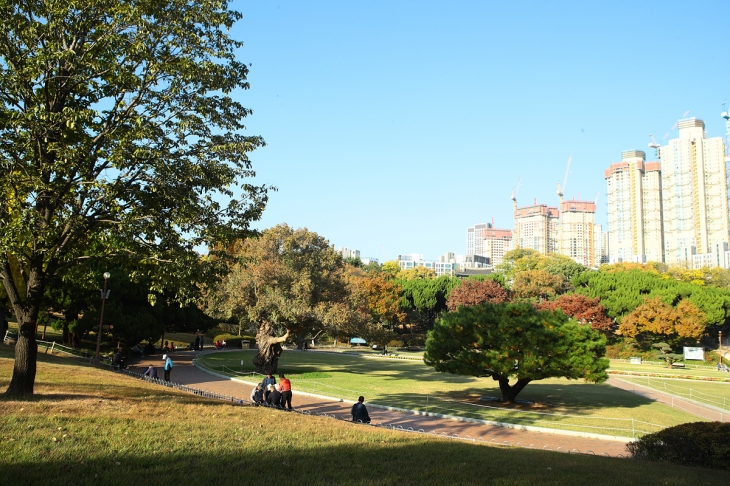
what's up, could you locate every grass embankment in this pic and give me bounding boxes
[1,347,728,485]
[198,351,700,438]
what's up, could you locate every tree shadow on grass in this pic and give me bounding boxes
[2,433,728,486]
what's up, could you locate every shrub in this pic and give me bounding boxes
[627,422,730,470]
[388,339,404,347]
[212,333,245,349]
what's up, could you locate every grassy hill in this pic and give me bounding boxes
[1,347,728,486]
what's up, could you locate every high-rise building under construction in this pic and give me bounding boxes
[660,118,728,266]
[604,150,663,263]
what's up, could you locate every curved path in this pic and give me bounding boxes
[131,349,633,457]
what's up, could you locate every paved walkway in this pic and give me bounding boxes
[129,350,639,456]
[608,377,729,422]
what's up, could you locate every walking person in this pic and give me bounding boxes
[279,373,293,410]
[194,335,200,351]
[163,354,173,382]
[200,335,205,350]
[351,396,371,423]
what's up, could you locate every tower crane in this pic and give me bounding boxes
[722,103,730,163]
[511,176,522,210]
[556,156,571,205]
[648,134,661,159]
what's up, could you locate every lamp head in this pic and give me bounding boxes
[103,272,111,279]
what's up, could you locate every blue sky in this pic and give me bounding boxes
[229,0,730,261]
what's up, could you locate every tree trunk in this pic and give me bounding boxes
[252,321,289,374]
[6,319,38,397]
[496,376,532,403]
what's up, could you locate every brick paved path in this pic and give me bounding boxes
[129,350,643,456]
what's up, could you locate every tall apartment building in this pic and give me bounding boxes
[466,223,489,256]
[660,118,728,265]
[512,199,559,255]
[557,198,596,267]
[337,247,360,260]
[594,224,609,265]
[604,150,664,263]
[481,227,513,266]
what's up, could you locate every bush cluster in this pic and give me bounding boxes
[627,422,730,470]
[211,333,247,349]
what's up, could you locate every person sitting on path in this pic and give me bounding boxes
[143,365,158,379]
[250,385,264,405]
[279,373,293,410]
[112,350,126,370]
[267,384,283,408]
[351,396,371,424]
[132,343,145,357]
[163,354,173,382]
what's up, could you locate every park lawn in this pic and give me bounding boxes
[198,351,700,438]
[613,375,730,410]
[608,361,729,378]
[1,349,729,486]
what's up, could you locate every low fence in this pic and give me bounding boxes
[121,367,629,458]
[192,360,662,439]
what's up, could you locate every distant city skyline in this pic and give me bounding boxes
[229,1,730,260]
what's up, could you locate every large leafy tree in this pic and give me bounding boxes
[446,278,510,311]
[424,302,609,403]
[574,269,730,327]
[618,297,707,344]
[209,224,352,373]
[536,293,614,334]
[0,1,269,396]
[398,275,459,334]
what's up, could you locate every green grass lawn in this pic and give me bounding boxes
[613,375,730,410]
[198,350,701,438]
[608,361,730,378]
[1,345,728,485]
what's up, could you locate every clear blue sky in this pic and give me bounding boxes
[229,0,730,261]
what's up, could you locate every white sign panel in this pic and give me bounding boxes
[683,347,704,360]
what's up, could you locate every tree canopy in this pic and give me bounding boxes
[424,302,609,402]
[209,224,351,373]
[0,0,269,396]
[536,293,614,334]
[446,278,509,311]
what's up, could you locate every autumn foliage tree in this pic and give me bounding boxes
[618,297,707,344]
[345,269,405,346]
[512,269,564,300]
[446,279,510,310]
[537,294,614,334]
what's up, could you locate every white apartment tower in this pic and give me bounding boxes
[512,198,559,255]
[605,150,664,263]
[466,223,490,256]
[594,224,609,265]
[660,118,728,265]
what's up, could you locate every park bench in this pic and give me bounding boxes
[670,363,686,369]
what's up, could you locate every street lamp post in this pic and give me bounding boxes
[93,272,111,365]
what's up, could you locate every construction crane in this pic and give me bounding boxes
[722,103,730,163]
[380,244,388,262]
[648,134,661,159]
[556,156,571,205]
[511,176,522,210]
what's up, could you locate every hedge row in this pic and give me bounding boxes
[627,422,730,470]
